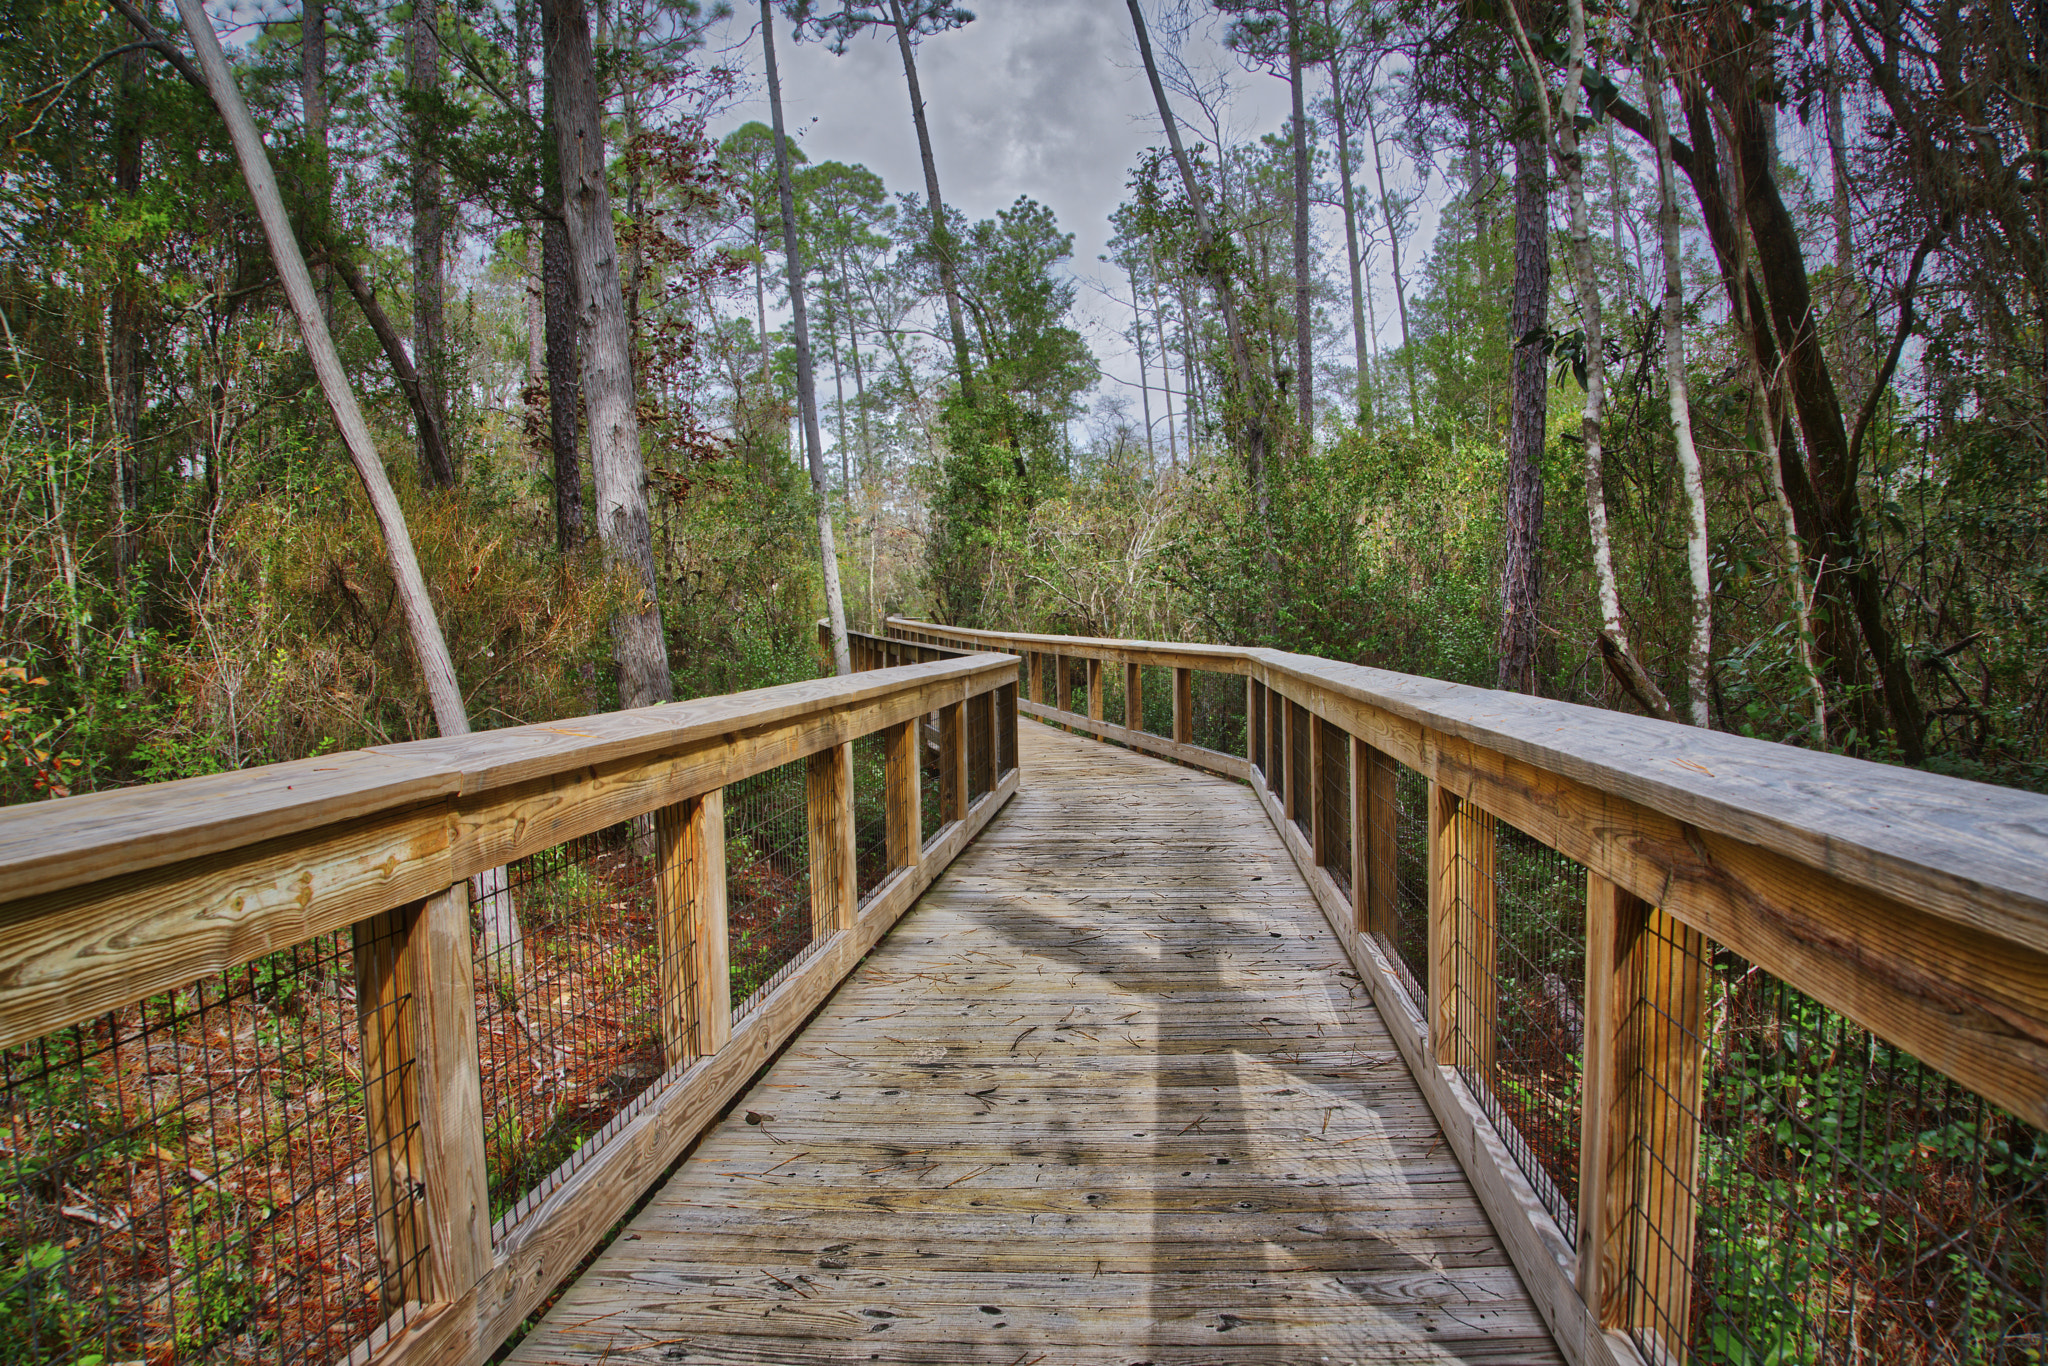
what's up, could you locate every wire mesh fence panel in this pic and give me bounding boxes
[853,732,890,904]
[1620,922,2048,1365]
[1318,721,1352,902]
[0,924,424,1365]
[1066,658,1090,717]
[921,715,945,845]
[997,685,1017,775]
[968,695,993,802]
[1190,670,1246,756]
[1289,702,1312,843]
[1391,763,1430,1004]
[473,824,665,1228]
[1139,665,1173,736]
[724,759,815,1020]
[1488,820,1585,1243]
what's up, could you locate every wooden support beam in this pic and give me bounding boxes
[808,742,857,937]
[1055,655,1072,715]
[1172,666,1193,745]
[1086,658,1104,722]
[1024,652,1040,706]
[1429,782,1458,1067]
[885,719,920,871]
[1579,875,1706,1346]
[355,905,431,1308]
[410,883,490,1302]
[1125,662,1143,733]
[1248,678,1263,774]
[941,701,968,824]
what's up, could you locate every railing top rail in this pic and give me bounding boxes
[0,652,1012,910]
[891,619,2048,955]
[884,616,1246,670]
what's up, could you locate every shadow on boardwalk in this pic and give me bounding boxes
[504,721,1561,1364]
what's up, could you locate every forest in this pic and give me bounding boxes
[0,0,2042,808]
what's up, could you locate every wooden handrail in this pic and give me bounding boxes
[886,617,2048,1366]
[0,654,1021,1366]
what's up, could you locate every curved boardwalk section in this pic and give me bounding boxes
[506,722,1559,1364]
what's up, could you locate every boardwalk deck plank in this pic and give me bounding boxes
[505,721,1561,1364]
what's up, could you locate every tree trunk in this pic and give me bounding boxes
[409,0,454,487]
[1287,0,1312,438]
[1364,94,1418,423]
[1128,259,1155,464]
[1715,65,1925,758]
[1498,98,1548,695]
[1325,0,1369,427]
[324,251,455,493]
[1126,0,1269,498]
[542,217,584,551]
[546,0,671,708]
[110,43,144,691]
[1504,0,1672,717]
[1645,47,1712,727]
[302,0,332,324]
[1149,244,1178,470]
[763,1,851,677]
[888,0,976,406]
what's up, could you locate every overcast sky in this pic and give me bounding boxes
[698,1,1309,442]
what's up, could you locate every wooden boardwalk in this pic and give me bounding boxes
[505,721,1560,1364]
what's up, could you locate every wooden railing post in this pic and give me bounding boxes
[1172,666,1193,745]
[885,719,921,869]
[412,882,492,1302]
[1248,678,1261,772]
[809,742,857,936]
[1580,873,1706,1345]
[1125,662,1143,731]
[941,700,968,823]
[658,790,730,1064]
[1086,658,1104,722]
[355,905,433,1308]
[1055,655,1072,715]
[1429,783,1493,1068]
[1353,738,1397,941]
[361,881,492,1309]
[1025,651,1040,705]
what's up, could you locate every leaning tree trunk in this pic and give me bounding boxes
[762,0,851,676]
[168,0,524,977]
[1644,38,1713,728]
[887,0,976,406]
[1125,0,1268,493]
[545,0,672,710]
[1498,95,1548,696]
